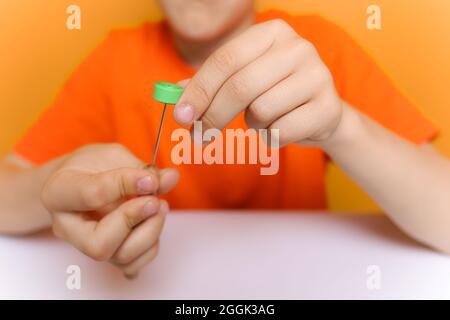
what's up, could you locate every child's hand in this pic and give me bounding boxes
[41,143,179,278]
[174,19,343,147]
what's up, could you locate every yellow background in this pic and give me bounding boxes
[1,0,449,212]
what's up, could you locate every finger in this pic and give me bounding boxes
[173,20,297,125]
[121,242,160,279]
[112,200,169,265]
[95,198,125,217]
[244,67,324,129]
[268,101,332,147]
[198,45,302,132]
[52,196,160,261]
[158,168,180,194]
[43,167,160,212]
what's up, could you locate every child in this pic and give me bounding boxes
[0,0,449,278]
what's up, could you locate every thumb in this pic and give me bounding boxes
[42,167,159,212]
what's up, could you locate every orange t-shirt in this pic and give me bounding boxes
[15,10,438,210]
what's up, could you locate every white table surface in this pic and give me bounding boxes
[1,211,450,300]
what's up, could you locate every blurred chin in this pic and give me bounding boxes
[172,25,225,42]
[161,0,253,43]
[168,13,233,42]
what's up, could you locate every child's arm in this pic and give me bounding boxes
[0,144,179,277]
[172,19,450,253]
[323,103,450,253]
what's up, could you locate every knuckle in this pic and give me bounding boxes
[123,206,140,230]
[115,250,133,265]
[291,38,317,59]
[227,74,249,103]
[86,237,109,261]
[248,99,272,125]
[312,65,333,87]
[211,48,236,73]
[80,182,105,209]
[302,40,317,55]
[191,78,212,106]
[269,18,290,33]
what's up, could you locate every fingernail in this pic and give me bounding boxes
[143,201,158,218]
[174,103,194,124]
[137,176,153,194]
[160,201,170,215]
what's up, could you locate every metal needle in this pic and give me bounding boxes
[151,103,168,166]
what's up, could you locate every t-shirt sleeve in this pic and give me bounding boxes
[289,14,439,145]
[14,33,117,165]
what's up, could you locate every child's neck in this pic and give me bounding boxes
[172,10,255,69]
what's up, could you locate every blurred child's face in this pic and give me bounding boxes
[158,0,254,42]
